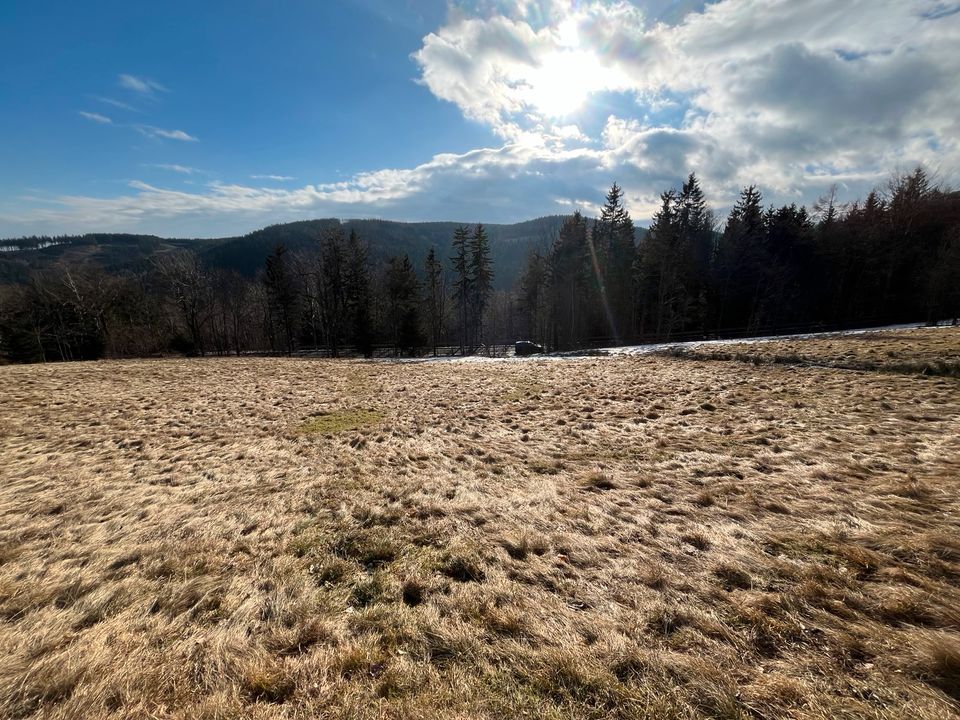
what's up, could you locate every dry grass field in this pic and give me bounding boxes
[1,328,959,719]
[670,326,960,376]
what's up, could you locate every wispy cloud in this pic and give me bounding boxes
[95,96,141,113]
[251,174,296,181]
[137,126,199,142]
[145,163,201,175]
[153,128,198,142]
[118,74,167,96]
[79,111,113,124]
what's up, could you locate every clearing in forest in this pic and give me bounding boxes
[0,328,958,719]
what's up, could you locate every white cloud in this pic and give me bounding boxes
[251,174,297,181]
[412,4,639,138]
[118,74,167,95]
[152,128,198,142]
[413,0,960,202]
[0,138,724,235]
[138,126,199,142]
[79,111,112,124]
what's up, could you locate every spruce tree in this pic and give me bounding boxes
[264,244,299,354]
[714,185,765,330]
[518,248,549,346]
[549,211,590,349]
[450,225,471,354]
[345,229,374,357]
[424,247,444,356]
[635,191,679,337]
[675,173,713,332]
[319,228,346,357]
[385,255,422,357]
[468,223,493,351]
[597,182,636,342]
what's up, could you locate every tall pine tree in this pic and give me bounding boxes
[345,229,374,357]
[675,173,713,333]
[450,225,471,355]
[468,223,493,351]
[424,247,445,356]
[714,185,765,330]
[635,190,680,337]
[385,255,422,357]
[595,182,636,342]
[518,248,549,347]
[264,244,299,354]
[549,211,591,350]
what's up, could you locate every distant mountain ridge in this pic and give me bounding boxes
[0,216,623,289]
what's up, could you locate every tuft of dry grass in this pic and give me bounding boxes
[901,630,960,702]
[582,470,617,491]
[0,330,958,718]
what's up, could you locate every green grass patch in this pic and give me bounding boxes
[503,381,544,402]
[299,408,385,434]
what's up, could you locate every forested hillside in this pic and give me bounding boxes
[1,168,958,363]
[0,217,569,289]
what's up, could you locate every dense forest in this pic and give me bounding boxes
[1,167,958,363]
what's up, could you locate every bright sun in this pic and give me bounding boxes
[527,50,598,118]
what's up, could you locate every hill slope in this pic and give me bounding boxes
[0,216,591,289]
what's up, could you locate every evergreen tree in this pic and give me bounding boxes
[468,223,493,351]
[882,167,934,318]
[713,185,765,330]
[595,182,636,342]
[635,191,680,337]
[928,226,960,324]
[676,173,713,332]
[424,247,445,356]
[264,244,299,354]
[345,229,374,357]
[450,225,471,354]
[814,187,861,323]
[385,255,423,357]
[318,228,347,356]
[6,166,960,365]
[549,211,591,349]
[760,203,815,327]
[518,248,549,347]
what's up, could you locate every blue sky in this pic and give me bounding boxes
[1,0,958,237]
[0,2,484,205]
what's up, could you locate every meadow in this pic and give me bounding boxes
[1,328,958,719]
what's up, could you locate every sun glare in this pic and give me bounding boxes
[527,50,599,117]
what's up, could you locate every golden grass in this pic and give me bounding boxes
[0,333,959,718]
[669,326,960,376]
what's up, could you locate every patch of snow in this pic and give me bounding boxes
[389,322,949,364]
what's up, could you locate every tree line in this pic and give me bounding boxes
[1,167,958,363]
[518,168,959,350]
